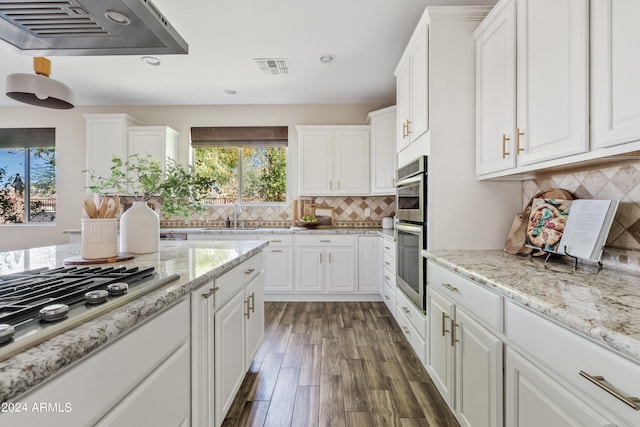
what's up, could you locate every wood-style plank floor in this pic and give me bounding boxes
[222,301,459,427]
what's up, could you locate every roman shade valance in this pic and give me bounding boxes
[0,128,55,148]
[190,126,288,147]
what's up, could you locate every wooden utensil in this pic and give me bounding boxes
[83,199,99,218]
[104,198,118,218]
[98,199,109,218]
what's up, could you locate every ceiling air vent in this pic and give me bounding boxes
[254,58,289,75]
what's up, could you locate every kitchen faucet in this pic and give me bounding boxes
[233,203,242,228]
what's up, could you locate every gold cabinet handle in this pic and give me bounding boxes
[201,286,220,299]
[402,121,408,138]
[320,239,331,243]
[402,326,410,335]
[385,246,391,250]
[271,249,283,253]
[406,120,412,136]
[384,276,391,280]
[516,128,525,153]
[402,306,410,314]
[328,253,332,263]
[249,291,255,313]
[442,312,450,337]
[320,253,323,264]
[442,283,459,292]
[270,240,282,243]
[502,134,510,159]
[245,298,251,319]
[245,268,255,275]
[579,371,640,410]
[384,295,390,300]
[451,319,459,347]
[384,261,391,266]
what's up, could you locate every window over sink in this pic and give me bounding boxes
[191,126,288,204]
[0,128,56,224]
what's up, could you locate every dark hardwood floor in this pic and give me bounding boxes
[222,301,459,427]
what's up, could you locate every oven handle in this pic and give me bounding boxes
[396,222,423,233]
[396,174,423,187]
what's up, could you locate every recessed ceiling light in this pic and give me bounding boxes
[224,89,237,95]
[105,10,131,25]
[141,56,161,66]
[319,54,336,64]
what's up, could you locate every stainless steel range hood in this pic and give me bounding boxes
[0,0,188,56]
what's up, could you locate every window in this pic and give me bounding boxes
[191,127,288,204]
[0,128,56,224]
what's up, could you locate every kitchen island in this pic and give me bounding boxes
[0,240,268,426]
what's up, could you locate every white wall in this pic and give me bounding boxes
[0,103,379,251]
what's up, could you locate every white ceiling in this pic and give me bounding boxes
[0,0,496,108]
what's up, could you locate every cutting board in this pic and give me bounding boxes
[63,253,135,265]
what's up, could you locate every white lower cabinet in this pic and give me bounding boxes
[294,235,356,293]
[505,347,614,427]
[427,261,503,427]
[357,235,380,293]
[191,253,264,427]
[262,235,294,293]
[0,299,190,427]
[396,288,426,365]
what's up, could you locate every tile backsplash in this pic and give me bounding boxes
[160,196,396,229]
[523,159,640,272]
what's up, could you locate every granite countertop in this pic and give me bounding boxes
[0,240,268,403]
[424,249,640,364]
[66,227,389,236]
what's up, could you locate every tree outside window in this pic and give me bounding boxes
[0,128,56,224]
[194,145,287,204]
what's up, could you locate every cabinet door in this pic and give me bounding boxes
[516,0,589,165]
[294,248,324,292]
[245,273,264,367]
[396,61,412,153]
[427,289,455,406]
[298,130,333,195]
[505,348,614,427]
[263,247,294,292]
[325,247,356,293]
[410,22,429,142]
[454,308,503,427]
[357,236,380,293]
[215,291,246,427]
[334,129,370,195]
[475,0,517,175]
[128,126,178,169]
[369,107,397,195]
[591,0,640,148]
[95,343,190,427]
[191,284,216,427]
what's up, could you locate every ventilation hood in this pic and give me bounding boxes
[0,0,188,56]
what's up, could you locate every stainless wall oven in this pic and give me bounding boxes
[395,156,427,311]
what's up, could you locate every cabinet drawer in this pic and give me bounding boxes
[396,308,426,364]
[428,261,502,331]
[382,240,396,260]
[295,235,355,247]
[262,234,293,246]
[383,266,395,287]
[396,287,426,340]
[382,278,396,316]
[506,301,640,426]
[215,252,263,308]
[383,253,395,275]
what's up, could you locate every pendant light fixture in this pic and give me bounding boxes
[5,57,75,109]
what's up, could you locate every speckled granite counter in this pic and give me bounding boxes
[0,240,268,403]
[423,249,640,364]
[160,226,384,236]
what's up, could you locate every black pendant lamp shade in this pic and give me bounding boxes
[5,57,75,110]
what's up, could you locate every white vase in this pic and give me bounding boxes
[119,201,159,254]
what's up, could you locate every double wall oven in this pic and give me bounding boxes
[395,156,428,311]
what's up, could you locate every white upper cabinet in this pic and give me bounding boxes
[475,0,517,175]
[127,126,179,171]
[475,0,589,177]
[367,106,397,195]
[395,16,429,153]
[591,0,640,149]
[84,114,143,190]
[297,126,370,196]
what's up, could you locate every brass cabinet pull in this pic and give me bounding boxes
[201,286,220,299]
[402,326,410,335]
[338,180,341,190]
[401,306,410,314]
[516,128,525,153]
[442,312,450,337]
[402,121,408,138]
[244,298,251,319]
[328,253,332,263]
[271,249,283,253]
[245,268,255,275]
[384,261,391,266]
[384,295,390,300]
[502,134,510,159]
[385,246,391,250]
[406,120,412,136]
[384,276,391,281]
[249,291,255,313]
[579,371,640,410]
[320,239,331,243]
[320,253,323,264]
[442,283,459,292]
[329,180,332,190]
[451,319,459,347]
[270,240,282,243]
